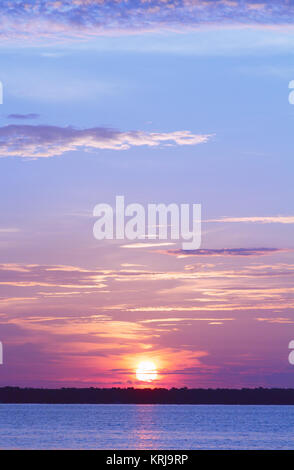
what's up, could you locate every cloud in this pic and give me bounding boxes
[208,216,294,224]
[157,248,286,258]
[0,1,293,41]
[0,263,109,289]
[3,259,294,323]
[114,302,294,312]
[122,242,176,249]
[2,261,294,298]
[0,296,38,306]
[7,113,40,120]
[256,317,294,324]
[0,228,20,233]
[0,124,211,158]
[139,317,233,323]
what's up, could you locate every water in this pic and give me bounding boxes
[0,404,294,449]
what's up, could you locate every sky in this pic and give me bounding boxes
[1,0,294,388]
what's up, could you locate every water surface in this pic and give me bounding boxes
[0,404,293,449]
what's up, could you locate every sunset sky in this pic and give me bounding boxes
[1,0,294,388]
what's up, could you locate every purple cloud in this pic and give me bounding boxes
[7,113,40,120]
[158,248,287,257]
[0,124,211,158]
[0,1,293,40]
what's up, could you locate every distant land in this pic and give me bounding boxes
[1,387,294,404]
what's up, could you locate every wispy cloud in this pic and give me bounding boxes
[0,263,108,289]
[2,261,294,296]
[0,125,211,158]
[208,216,294,224]
[0,228,20,233]
[109,303,294,312]
[122,242,176,249]
[256,317,294,324]
[7,113,40,120]
[139,317,234,323]
[157,248,286,258]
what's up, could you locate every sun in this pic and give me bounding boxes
[136,360,158,383]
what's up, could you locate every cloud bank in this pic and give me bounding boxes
[0,1,293,40]
[0,124,211,158]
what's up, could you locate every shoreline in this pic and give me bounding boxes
[1,387,294,405]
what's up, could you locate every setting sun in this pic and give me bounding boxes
[136,361,158,383]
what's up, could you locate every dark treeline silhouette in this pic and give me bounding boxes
[1,387,294,404]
